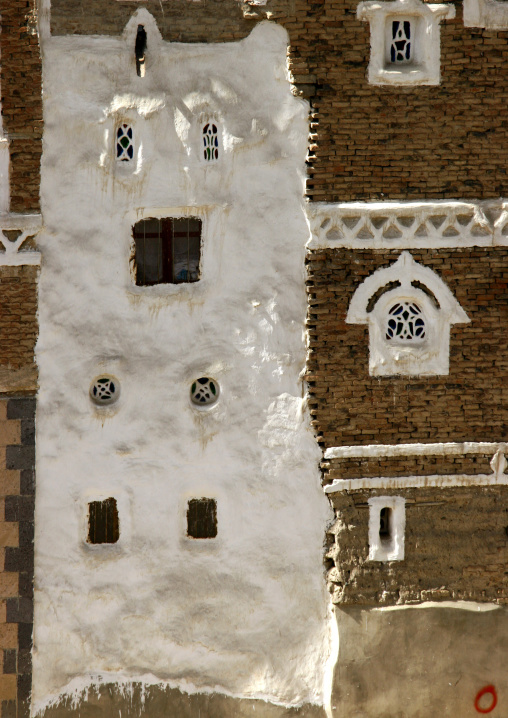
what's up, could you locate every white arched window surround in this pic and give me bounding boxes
[346,252,470,376]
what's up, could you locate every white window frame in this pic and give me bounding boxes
[346,252,470,376]
[357,0,455,86]
[368,496,405,562]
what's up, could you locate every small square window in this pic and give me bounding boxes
[88,497,120,544]
[187,498,217,539]
[133,217,202,286]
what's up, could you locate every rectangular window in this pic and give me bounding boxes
[88,497,120,544]
[187,498,217,539]
[133,217,202,286]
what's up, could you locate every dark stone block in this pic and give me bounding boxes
[4,547,34,573]
[3,649,16,674]
[18,573,33,599]
[6,597,33,624]
[4,497,34,523]
[20,420,35,446]
[1,701,16,718]
[7,398,35,420]
[20,470,35,496]
[18,623,33,650]
[6,446,35,471]
[18,522,34,548]
[17,674,32,703]
[18,699,29,718]
[17,649,32,676]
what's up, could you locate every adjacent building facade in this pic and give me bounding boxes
[1,0,508,715]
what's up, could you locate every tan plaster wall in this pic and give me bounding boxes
[333,605,508,718]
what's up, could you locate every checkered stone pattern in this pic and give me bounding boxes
[0,399,35,718]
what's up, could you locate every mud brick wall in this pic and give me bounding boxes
[0,0,42,213]
[0,398,34,718]
[0,267,38,395]
[306,247,508,448]
[50,0,508,201]
[326,485,508,606]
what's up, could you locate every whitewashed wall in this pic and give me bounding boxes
[34,17,333,713]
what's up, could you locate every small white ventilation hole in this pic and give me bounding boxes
[190,377,219,407]
[90,376,119,405]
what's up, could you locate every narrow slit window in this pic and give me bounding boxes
[390,19,412,62]
[203,123,219,161]
[187,498,217,539]
[133,217,202,286]
[379,507,392,541]
[116,124,133,162]
[88,497,119,544]
[135,25,147,77]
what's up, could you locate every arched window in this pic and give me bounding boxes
[202,123,219,162]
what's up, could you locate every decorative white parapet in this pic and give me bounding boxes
[0,213,42,265]
[307,200,508,249]
[323,442,508,492]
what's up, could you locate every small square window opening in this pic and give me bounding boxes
[88,497,120,544]
[133,217,202,286]
[187,498,217,539]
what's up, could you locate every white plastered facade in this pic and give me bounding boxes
[34,17,332,712]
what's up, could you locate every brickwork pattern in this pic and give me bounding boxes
[306,248,508,448]
[49,0,508,202]
[0,268,38,374]
[322,454,494,485]
[0,398,34,718]
[0,0,42,213]
[326,485,508,606]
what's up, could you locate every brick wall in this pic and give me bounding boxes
[0,267,38,395]
[326,485,508,606]
[306,248,508,448]
[0,0,42,213]
[0,398,34,718]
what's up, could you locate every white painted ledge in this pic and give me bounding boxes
[306,200,508,249]
[463,0,508,28]
[324,472,508,492]
[0,213,42,266]
[324,441,507,460]
[324,442,508,492]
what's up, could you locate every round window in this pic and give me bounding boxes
[386,301,425,342]
[190,377,219,407]
[90,376,119,405]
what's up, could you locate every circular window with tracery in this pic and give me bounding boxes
[90,376,119,405]
[386,301,425,341]
[190,377,219,407]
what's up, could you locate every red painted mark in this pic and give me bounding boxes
[475,685,497,714]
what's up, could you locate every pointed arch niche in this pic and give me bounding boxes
[346,252,470,376]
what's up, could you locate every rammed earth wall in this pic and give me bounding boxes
[306,248,508,448]
[326,485,508,605]
[50,0,508,201]
[0,0,42,213]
